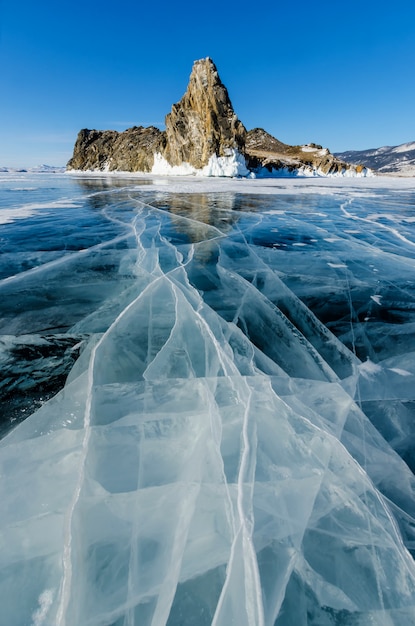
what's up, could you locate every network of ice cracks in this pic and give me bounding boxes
[1,183,415,626]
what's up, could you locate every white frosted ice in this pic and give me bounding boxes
[389,367,412,377]
[0,200,83,225]
[65,149,372,179]
[370,294,382,305]
[151,149,251,178]
[359,358,383,377]
[31,589,54,626]
[253,164,372,178]
[1,174,415,625]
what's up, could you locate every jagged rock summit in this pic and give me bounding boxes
[67,58,247,175]
[67,58,365,177]
[163,57,246,169]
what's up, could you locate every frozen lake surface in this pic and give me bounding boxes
[1,172,415,625]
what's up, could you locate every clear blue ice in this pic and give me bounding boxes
[1,173,415,625]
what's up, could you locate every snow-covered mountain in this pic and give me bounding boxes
[0,165,65,173]
[335,142,415,176]
[0,167,27,173]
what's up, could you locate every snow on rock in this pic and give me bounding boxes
[151,149,251,178]
[254,164,372,178]
[392,142,415,154]
[300,145,329,156]
[163,58,246,170]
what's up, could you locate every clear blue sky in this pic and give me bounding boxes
[1,0,414,167]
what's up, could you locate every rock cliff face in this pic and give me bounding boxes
[67,58,363,177]
[67,126,165,172]
[245,128,364,176]
[163,57,246,169]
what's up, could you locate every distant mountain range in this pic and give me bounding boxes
[335,142,415,176]
[0,165,65,173]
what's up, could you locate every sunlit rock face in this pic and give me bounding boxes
[67,126,166,172]
[245,128,365,176]
[163,57,247,169]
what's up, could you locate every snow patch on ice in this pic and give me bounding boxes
[359,358,383,378]
[31,589,54,626]
[0,206,38,224]
[367,212,403,223]
[10,187,37,191]
[389,367,412,377]
[0,200,83,225]
[370,295,382,305]
[65,169,415,196]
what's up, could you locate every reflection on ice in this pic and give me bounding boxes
[1,174,415,625]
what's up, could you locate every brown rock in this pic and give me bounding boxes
[67,126,166,172]
[163,57,247,169]
[245,128,357,175]
[245,128,291,155]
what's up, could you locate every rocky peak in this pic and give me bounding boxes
[163,57,247,169]
[246,128,290,155]
[67,57,365,177]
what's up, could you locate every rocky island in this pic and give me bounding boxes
[67,58,366,177]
